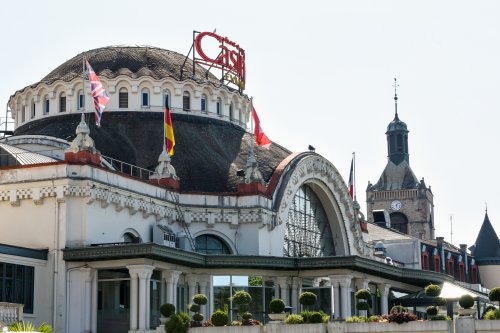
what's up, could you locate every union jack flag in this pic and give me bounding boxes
[86,60,109,127]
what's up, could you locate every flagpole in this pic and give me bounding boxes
[163,106,167,154]
[250,97,255,151]
[82,55,89,132]
[353,152,356,201]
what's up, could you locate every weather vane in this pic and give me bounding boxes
[393,78,399,117]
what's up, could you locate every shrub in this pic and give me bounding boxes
[285,314,304,324]
[238,303,250,313]
[459,294,475,309]
[301,310,312,323]
[355,289,371,300]
[192,313,204,322]
[8,321,53,333]
[390,305,407,314]
[482,306,497,319]
[387,311,417,324]
[269,298,286,313]
[425,284,441,297]
[211,310,229,327]
[193,294,208,305]
[230,320,242,326]
[299,291,317,308]
[435,297,447,306]
[431,315,451,321]
[160,303,176,317]
[368,316,379,322]
[232,290,252,305]
[484,309,500,320]
[426,306,438,316]
[38,323,54,333]
[241,312,252,320]
[309,312,323,323]
[166,312,190,333]
[188,303,200,313]
[489,288,500,305]
[357,302,370,310]
[346,316,379,323]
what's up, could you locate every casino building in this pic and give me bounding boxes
[0,42,483,333]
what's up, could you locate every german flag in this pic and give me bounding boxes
[164,106,175,156]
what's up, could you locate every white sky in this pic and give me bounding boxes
[1,0,499,249]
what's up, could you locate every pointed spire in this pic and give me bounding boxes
[64,114,101,165]
[393,77,399,120]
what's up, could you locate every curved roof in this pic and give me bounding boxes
[13,112,291,193]
[11,46,220,98]
[387,113,408,132]
[0,142,57,167]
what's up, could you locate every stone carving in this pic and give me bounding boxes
[66,114,96,153]
[150,152,178,180]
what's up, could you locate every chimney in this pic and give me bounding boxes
[459,244,467,253]
[436,237,444,248]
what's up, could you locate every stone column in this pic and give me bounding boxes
[128,265,154,331]
[80,268,93,333]
[186,274,198,303]
[127,267,139,330]
[91,269,98,333]
[329,277,340,318]
[163,270,181,306]
[379,283,391,315]
[276,277,290,306]
[146,270,152,329]
[332,275,352,318]
[291,277,302,313]
[199,276,209,320]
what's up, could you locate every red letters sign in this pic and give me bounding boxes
[194,32,246,90]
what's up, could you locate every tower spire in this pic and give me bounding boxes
[393,77,399,119]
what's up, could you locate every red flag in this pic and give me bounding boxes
[252,107,271,149]
[348,157,354,199]
[164,106,175,156]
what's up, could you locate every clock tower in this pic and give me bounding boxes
[366,80,435,240]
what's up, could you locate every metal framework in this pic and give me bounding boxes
[284,185,335,257]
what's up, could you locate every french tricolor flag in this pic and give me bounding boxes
[348,156,354,199]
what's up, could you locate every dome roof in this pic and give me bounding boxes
[41,46,219,84]
[386,113,408,132]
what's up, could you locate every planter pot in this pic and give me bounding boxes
[268,313,287,321]
[328,320,452,333]
[283,323,326,333]
[190,325,262,333]
[159,315,170,324]
[457,308,477,316]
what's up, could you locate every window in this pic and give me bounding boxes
[163,91,170,109]
[284,184,335,257]
[216,98,222,115]
[471,266,477,284]
[389,212,408,234]
[0,262,35,314]
[433,255,440,273]
[59,92,66,112]
[447,259,454,277]
[31,100,35,118]
[459,262,465,282]
[421,252,429,271]
[195,235,231,254]
[183,91,190,111]
[397,134,403,153]
[141,88,150,108]
[201,94,207,113]
[123,232,141,244]
[44,97,50,115]
[119,88,128,108]
[229,103,234,120]
[21,106,25,122]
[77,90,84,110]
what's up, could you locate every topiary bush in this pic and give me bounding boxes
[237,303,250,313]
[165,312,190,333]
[211,310,229,327]
[426,306,438,316]
[188,303,200,313]
[192,313,204,322]
[459,294,475,309]
[390,305,407,314]
[231,290,253,325]
[435,297,447,306]
[482,306,497,319]
[489,287,500,306]
[160,303,176,317]
[269,298,286,313]
[484,309,500,320]
[232,290,252,305]
[193,294,208,305]
[299,291,317,310]
[285,314,304,324]
[431,315,451,321]
[309,311,324,323]
[241,312,252,320]
[425,284,441,297]
[355,289,371,300]
[357,302,370,310]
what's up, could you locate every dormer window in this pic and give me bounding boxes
[77,90,84,110]
[21,106,25,122]
[201,94,207,113]
[31,99,35,118]
[44,97,50,115]
[183,91,190,111]
[216,98,222,115]
[59,93,66,113]
[141,88,150,108]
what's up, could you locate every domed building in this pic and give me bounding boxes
[1,46,457,333]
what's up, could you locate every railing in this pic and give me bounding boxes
[0,302,23,324]
[100,155,154,180]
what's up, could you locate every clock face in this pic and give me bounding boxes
[391,200,402,211]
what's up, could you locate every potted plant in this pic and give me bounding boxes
[268,298,287,321]
[231,290,254,325]
[355,289,371,317]
[299,291,317,323]
[160,303,175,324]
[458,294,476,316]
[189,294,208,327]
[211,309,229,326]
[489,287,500,307]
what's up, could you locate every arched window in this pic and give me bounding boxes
[459,262,465,282]
[389,212,408,234]
[183,91,190,111]
[59,92,66,113]
[433,255,441,273]
[421,252,429,271]
[77,90,84,110]
[284,184,335,257]
[141,88,150,108]
[216,97,222,115]
[44,96,50,115]
[195,235,231,254]
[119,88,128,108]
[21,106,25,123]
[239,109,243,124]
[201,94,207,113]
[123,232,142,244]
[471,265,477,284]
[163,90,171,109]
[447,258,454,277]
[31,99,35,118]
[229,103,234,120]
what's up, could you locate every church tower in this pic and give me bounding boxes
[366,79,435,240]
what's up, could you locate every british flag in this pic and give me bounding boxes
[86,60,109,127]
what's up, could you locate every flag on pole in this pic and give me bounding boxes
[348,156,354,199]
[164,106,175,156]
[86,60,109,127]
[251,106,271,149]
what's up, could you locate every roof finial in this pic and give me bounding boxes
[393,78,399,119]
[486,201,488,213]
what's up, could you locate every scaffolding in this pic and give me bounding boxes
[0,103,14,139]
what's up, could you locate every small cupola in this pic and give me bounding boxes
[386,78,410,165]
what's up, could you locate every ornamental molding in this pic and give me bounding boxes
[274,154,369,256]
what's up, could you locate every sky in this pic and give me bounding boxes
[1,0,499,249]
